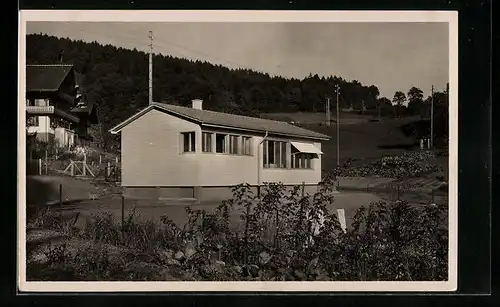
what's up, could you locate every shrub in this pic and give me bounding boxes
[27,178,448,281]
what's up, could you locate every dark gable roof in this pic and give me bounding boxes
[26,64,74,92]
[111,102,330,141]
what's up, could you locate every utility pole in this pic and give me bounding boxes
[430,85,434,149]
[148,31,153,105]
[336,84,340,167]
[326,97,331,127]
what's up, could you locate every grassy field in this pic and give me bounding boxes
[299,117,421,172]
[261,111,378,125]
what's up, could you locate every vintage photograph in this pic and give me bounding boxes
[19,11,457,292]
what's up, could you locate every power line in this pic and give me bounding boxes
[81,29,249,70]
[152,38,251,71]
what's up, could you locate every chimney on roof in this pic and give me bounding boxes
[192,99,203,110]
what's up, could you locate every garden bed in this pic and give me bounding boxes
[332,150,445,180]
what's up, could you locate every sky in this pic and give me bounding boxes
[26,22,449,99]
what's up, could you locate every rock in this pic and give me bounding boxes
[214,260,226,267]
[174,251,185,261]
[258,251,272,266]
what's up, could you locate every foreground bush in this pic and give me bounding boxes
[27,179,448,281]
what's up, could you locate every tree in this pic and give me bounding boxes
[364,85,380,110]
[377,97,394,118]
[392,91,406,106]
[407,86,423,102]
[26,33,390,150]
[407,86,425,117]
[392,91,406,118]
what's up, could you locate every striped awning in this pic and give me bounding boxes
[291,142,323,155]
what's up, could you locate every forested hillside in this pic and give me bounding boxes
[26,34,448,150]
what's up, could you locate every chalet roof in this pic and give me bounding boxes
[110,102,330,141]
[26,64,74,92]
[70,101,96,113]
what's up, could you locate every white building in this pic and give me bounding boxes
[26,64,97,148]
[110,100,330,202]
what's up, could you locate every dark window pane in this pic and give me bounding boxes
[229,135,238,154]
[263,140,268,167]
[202,132,212,152]
[281,142,287,168]
[268,141,275,165]
[190,132,196,151]
[183,133,190,152]
[242,137,251,155]
[274,141,280,166]
[216,134,226,153]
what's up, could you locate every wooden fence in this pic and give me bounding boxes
[26,150,121,183]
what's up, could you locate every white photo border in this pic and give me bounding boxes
[18,10,458,292]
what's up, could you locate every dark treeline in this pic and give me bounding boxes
[26,34,448,149]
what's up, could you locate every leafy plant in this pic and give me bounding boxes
[27,178,448,282]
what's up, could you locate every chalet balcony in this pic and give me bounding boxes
[26,105,80,123]
[26,105,54,114]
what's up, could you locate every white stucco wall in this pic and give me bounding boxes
[26,116,54,135]
[121,109,201,187]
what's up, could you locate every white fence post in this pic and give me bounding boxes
[38,158,42,175]
[83,153,87,176]
[337,209,347,233]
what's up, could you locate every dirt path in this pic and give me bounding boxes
[26,175,121,206]
[59,191,382,232]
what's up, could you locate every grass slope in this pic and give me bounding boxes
[298,117,420,173]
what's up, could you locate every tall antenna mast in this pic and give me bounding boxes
[148,31,153,105]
